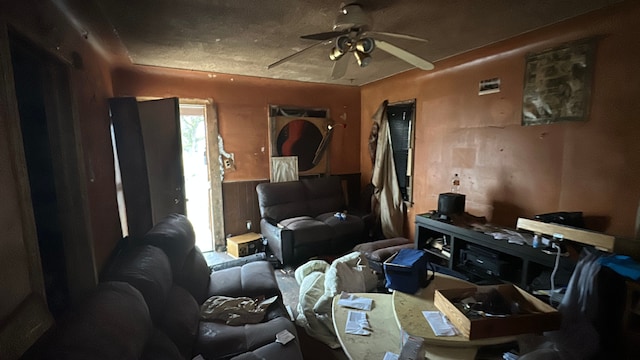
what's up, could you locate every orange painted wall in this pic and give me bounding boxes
[111,67,361,181]
[361,1,640,240]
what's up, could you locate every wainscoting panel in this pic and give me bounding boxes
[222,180,267,239]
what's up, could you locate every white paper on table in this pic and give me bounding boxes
[383,351,399,360]
[345,310,372,336]
[422,311,460,336]
[337,291,373,311]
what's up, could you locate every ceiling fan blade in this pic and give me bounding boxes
[374,39,434,70]
[331,56,349,80]
[367,31,428,43]
[267,41,327,69]
[301,30,347,41]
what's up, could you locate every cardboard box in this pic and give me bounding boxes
[434,284,561,340]
[227,232,262,258]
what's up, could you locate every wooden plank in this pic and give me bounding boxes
[516,217,615,252]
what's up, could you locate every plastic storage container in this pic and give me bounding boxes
[384,249,429,294]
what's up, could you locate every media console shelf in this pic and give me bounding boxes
[415,214,579,289]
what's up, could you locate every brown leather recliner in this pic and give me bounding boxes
[44,214,302,360]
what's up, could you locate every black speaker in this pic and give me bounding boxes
[438,192,465,215]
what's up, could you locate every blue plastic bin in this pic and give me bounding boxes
[384,248,428,294]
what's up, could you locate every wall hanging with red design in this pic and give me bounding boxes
[268,106,330,175]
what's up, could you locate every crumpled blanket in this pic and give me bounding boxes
[200,295,278,325]
[294,251,378,348]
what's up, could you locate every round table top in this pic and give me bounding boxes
[332,293,401,360]
[392,273,516,347]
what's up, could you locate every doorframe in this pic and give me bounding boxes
[0,22,97,358]
[206,102,225,251]
[179,99,225,252]
[0,21,52,359]
[6,26,97,304]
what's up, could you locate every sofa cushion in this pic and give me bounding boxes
[142,329,185,360]
[106,245,173,323]
[302,176,345,216]
[50,282,152,360]
[207,261,282,300]
[159,285,200,359]
[142,213,196,273]
[176,247,210,304]
[316,212,364,238]
[195,316,296,360]
[256,181,308,221]
[230,341,302,360]
[280,217,334,246]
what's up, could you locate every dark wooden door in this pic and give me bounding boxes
[109,97,185,237]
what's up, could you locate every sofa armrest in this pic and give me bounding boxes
[263,216,285,228]
[260,219,294,265]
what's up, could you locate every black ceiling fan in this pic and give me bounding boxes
[267,2,435,79]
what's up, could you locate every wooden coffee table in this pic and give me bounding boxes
[392,273,516,360]
[332,293,400,360]
[332,274,516,360]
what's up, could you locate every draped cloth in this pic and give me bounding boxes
[371,100,405,238]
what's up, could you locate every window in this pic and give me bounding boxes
[387,100,416,203]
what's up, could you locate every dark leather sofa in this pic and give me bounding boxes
[256,176,364,266]
[43,214,303,360]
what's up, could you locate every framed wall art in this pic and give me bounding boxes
[268,105,330,176]
[522,38,596,126]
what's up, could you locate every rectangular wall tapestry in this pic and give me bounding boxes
[522,38,596,126]
[268,106,329,176]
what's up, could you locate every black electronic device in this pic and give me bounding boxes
[437,192,465,215]
[459,245,511,277]
[535,211,584,228]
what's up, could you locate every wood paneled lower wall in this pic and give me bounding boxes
[221,173,362,240]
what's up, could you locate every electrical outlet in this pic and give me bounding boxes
[246,220,252,230]
[224,158,233,169]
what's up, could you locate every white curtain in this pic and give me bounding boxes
[371,100,405,238]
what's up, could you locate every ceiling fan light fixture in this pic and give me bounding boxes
[356,38,375,54]
[354,50,371,67]
[329,46,345,61]
[335,35,351,51]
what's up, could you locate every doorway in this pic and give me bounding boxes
[110,98,224,251]
[179,104,214,252]
[8,30,95,317]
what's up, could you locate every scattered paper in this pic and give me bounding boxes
[345,310,372,336]
[275,329,295,345]
[338,292,373,311]
[503,351,519,360]
[383,352,399,360]
[422,311,459,336]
